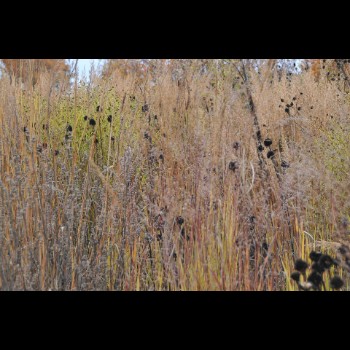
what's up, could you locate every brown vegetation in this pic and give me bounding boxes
[0,59,349,290]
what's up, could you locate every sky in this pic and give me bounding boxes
[76,59,101,79]
[72,59,303,79]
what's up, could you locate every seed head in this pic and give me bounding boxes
[264,138,272,147]
[233,141,240,150]
[311,262,325,274]
[318,254,334,269]
[294,259,308,274]
[281,160,289,168]
[89,118,96,126]
[291,271,301,283]
[267,150,275,159]
[229,161,239,171]
[176,216,184,225]
[310,251,322,262]
[307,271,323,289]
[330,276,344,290]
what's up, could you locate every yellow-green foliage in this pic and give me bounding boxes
[321,123,350,181]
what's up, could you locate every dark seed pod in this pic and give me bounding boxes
[318,254,334,269]
[249,215,256,224]
[89,118,96,126]
[339,245,349,255]
[84,115,88,121]
[228,161,239,171]
[310,251,322,262]
[291,271,301,283]
[96,105,101,112]
[262,241,268,252]
[111,136,115,142]
[264,138,272,147]
[294,259,308,274]
[281,160,289,168]
[285,108,290,113]
[258,145,264,152]
[233,141,240,150]
[54,150,59,156]
[180,227,185,238]
[311,262,325,274]
[330,276,344,290]
[107,115,112,123]
[142,104,149,113]
[176,216,184,225]
[307,271,323,289]
[66,124,73,132]
[267,150,275,159]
